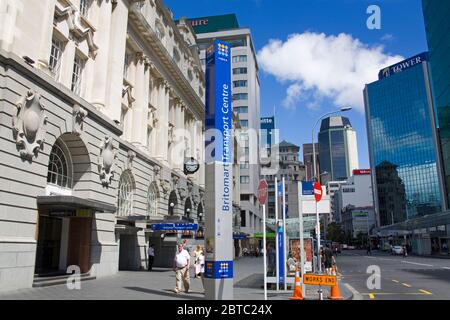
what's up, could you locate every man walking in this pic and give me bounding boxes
[323,245,334,275]
[148,244,155,271]
[173,243,191,294]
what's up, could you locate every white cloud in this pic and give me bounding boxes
[381,33,394,41]
[282,83,303,109]
[257,32,404,112]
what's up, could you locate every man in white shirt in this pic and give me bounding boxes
[147,244,155,271]
[173,243,191,293]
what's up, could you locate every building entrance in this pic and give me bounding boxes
[35,211,92,276]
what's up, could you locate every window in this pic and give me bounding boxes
[47,142,72,189]
[123,53,131,79]
[240,162,249,169]
[229,39,247,48]
[71,55,84,95]
[240,133,249,141]
[235,106,248,114]
[233,93,248,101]
[240,210,246,227]
[233,55,247,63]
[118,171,134,217]
[79,0,91,18]
[240,120,248,127]
[240,176,250,184]
[233,67,247,75]
[147,183,158,217]
[233,80,248,88]
[49,38,63,80]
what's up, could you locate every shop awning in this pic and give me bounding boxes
[37,196,116,213]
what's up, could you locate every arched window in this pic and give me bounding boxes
[47,141,72,189]
[147,183,158,217]
[118,171,134,217]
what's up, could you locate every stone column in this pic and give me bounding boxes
[89,0,113,111]
[36,0,58,72]
[131,53,149,149]
[155,79,170,163]
[104,0,128,122]
[173,101,185,172]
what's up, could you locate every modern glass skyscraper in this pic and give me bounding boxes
[423,0,450,205]
[364,53,445,227]
[318,116,359,182]
[260,116,276,156]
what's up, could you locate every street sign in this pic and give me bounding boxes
[150,223,198,231]
[258,179,268,204]
[314,182,323,202]
[303,274,337,287]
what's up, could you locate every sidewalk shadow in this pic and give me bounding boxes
[124,287,205,300]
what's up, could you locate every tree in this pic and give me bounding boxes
[326,222,345,243]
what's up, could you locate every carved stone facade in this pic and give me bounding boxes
[72,104,88,135]
[12,90,48,160]
[98,136,117,187]
[0,0,207,292]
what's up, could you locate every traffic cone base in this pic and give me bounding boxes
[328,281,343,300]
[289,265,304,301]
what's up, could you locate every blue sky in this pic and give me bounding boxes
[165,0,428,168]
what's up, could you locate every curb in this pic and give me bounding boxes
[343,282,363,300]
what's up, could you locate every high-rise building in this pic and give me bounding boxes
[318,116,359,183]
[187,14,262,236]
[364,53,445,230]
[332,170,374,227]
[264,141,306,219]
[303,143,320,181]
[260,116,276,157]
[421,1,450,255]
[422,1,450,204]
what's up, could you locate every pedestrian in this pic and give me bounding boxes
[173,243,191,294]
[402,245,408,258]
[197,250,206,291]
[366,244,372,256]
[147,243,155,271]
[182,239,190,253]
[194,245,203,278]
[323,245,334,275]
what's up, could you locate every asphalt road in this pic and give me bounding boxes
[336,250,450,300]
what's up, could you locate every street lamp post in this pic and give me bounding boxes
[311,107,351,274]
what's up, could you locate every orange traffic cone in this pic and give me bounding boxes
[289,264,304,301]
[328,280,343,300]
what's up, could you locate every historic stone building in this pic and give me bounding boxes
[0,0,206,291]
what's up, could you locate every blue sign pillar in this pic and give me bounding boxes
[277,223,285,286]
[204,40,234,300]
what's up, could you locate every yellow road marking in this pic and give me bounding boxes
[363,292,432,296]
[402,283,412,288]
[419,289,433,295]
[392,280,399,283]
[369,293,375,299]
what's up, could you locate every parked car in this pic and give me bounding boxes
[391,246,404,255]
[342,244,348,250]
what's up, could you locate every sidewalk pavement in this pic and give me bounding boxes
[0,257,355,300]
